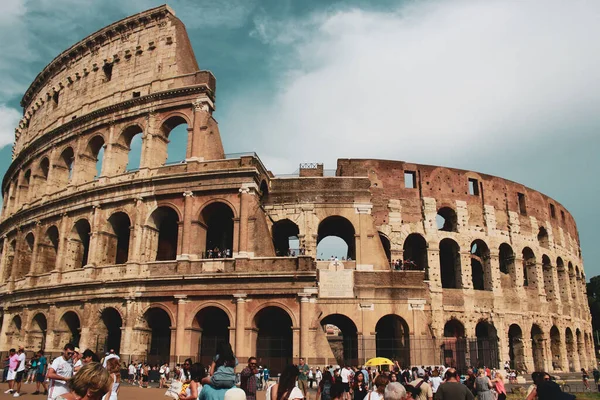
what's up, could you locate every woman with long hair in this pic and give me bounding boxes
[351,370,367,400]
[474,368,494,400]
[201,342,237,389]
[366,374,388,400]
[316,370,334,400]
[269,365,304,400]
[56,362,111,400]
[103,358,120,400]
[179,363,206,400]
[582,368,590,390]
[493,371,507,400]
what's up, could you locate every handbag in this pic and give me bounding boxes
[165,380,183,399]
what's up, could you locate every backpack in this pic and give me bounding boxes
[321,381,332,400]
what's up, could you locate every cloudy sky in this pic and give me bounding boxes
[0,0,599,276]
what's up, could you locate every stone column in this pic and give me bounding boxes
[488,250,502,294]
[45,304,58,354]
[460,251,473,289]
[0,236,10,283]
[55,213,69,272]
[299,293,310,359]
[175,295,188,363]
[179,191,194,259]
[234,294,247,360]
[236,185,254,258]
[87,204,103,266]
[0,309,12,351]
[78,302,93,350]
[558,332,568,371]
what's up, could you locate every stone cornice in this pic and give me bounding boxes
[21,4,174,109]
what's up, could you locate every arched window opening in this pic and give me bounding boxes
[272,219,300,257]
[255,307,292,375]
[31,313,48,350]
[550,326,562,371]
[148,207,179,261]
[59,311,81,346]
[508,324,525,371]
[321,314,359,367]
[21,169,31,204]
[200,203,234,258]
[531,325,545,372]
[537,227,549,249]
[379,233,391,262]
[541,255,555,301]
[317,216,356,260]
[85,135,105,180]
[108,212,131,264]
[39,158,50,180]
[470,240,491,291]
[376,315,410,367]
[556,258,569,303]
[499,243,515,289]
[69,220,91,269]
[565,328,575,372]
[260,180,269,201]
[161,116,189,165]
[474,322,499,369]
[38,226,59,274]
[402,233,428,272]
[193,307,231,366]
[144,308,172,364]
[440,239,461,289]
[522,248,536,287]
[100,308,122,355]
[59,147,75,184]
[437,207,458,232]
[9,315,22,337]
[16,232,35,279]
[442,319,466,371]
[119,125,144,172]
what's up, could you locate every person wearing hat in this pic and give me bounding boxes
[408,370,432,400]
[73,348,83,375]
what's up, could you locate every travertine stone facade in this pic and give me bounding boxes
[0,6,592,373]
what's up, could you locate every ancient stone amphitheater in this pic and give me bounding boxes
[0,5,592,374]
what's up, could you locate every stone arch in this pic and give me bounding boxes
[568,262,576,300]
[16,231,35,278]
[99,307,123,354]
[550,326,562,371]
[189,302,235,329]
[537,227,549,249]
[320,314,359,366]
[30,313,48,350]
[556,257,570,303]
[58,310,81,346]
[531,324,545,371]
[140,303,176,326]
[6,315,22,347]
[117,124,144,172]
[401,233,428,274]
[199,201,234,257]
[67,219,91,269]
[192,306,232,366]
[499,243,516,288]
[375,314,410,366]
[576,328,585,370]
[56,146,75,185]
[142,306,172,364]
[80,134,106,181]
[440,238,461,289]
[20,169,31,204]
[474,320,499,369]
[250,301,298,329]
[33,157,50,198]
[565,327,575,372]
[442,319,467,370]
[253,306,293,374]
[3,239,16,281]
[160,114,191,165]
[522,247,536,287]
[37,226,59,274]
[541,255,556,301]
[259,180,269,200]
[437,207,458,232]
[470,240,491,291]
[272,219,300,257]
[508,324,525,371]
[378,232,391,263]
[146,206,180,261]
[317,216,356,260]
[107,211,132,264]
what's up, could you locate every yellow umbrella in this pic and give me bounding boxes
[364,357,394,367]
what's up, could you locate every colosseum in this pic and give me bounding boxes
[0,5,593,374]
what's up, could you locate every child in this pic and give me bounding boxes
[201,342,238,389]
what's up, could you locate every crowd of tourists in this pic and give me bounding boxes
[203,248,233,259]
[391,259,424,271]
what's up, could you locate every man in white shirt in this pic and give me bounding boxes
[128,363,136,384]
[46,343,74,400]
[13,346,26,397]
[340,365,353,399]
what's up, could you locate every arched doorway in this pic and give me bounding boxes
[470,240,491,291]
[255,307,293,375]
[193,307,231,366]
[442,319,466,371]
[69,219,91,269]
[118,125,144,172]
[320,314,358,366]
[107,212,131,264]
[38,226,59,273]
[376,315,410,367]
[161,116,189,165]
[531,324,545,372]
[6,316,22,349]
[58,311,81,346]
[499,243,515,288]
[474,321,499,369]
[317,216,356,260]
[550,326,562,371]
[440,239,461,289]
[100,308,123,355]
[403,233,428,272]
[272,219,300,256]
[144,308,172,364]
[565,328,575,372]
[379,233,391,263]
[30,313,47,350]
[147,207,179,261]
[508,324,525,371]
[200,202,234,257]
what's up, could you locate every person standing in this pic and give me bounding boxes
[340,366,352,399]
[13,345,27,397]
[240,357,258,400]
[4,349,18,395]
[298,358,310,399]
[33,350,48,396]
[434,369,473,400]
[263,366,270,390]
[104,357,120,400]
[473,369,493,400]
[47,343,75,400]
[408,371,432,400]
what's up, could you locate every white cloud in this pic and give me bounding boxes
[0,105,22,148]
[225,0,600,173]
